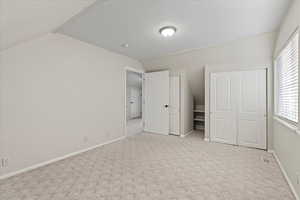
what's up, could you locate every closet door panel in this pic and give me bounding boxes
[210,113,237,145]
[210,72,238,145]
[237,70,267,149]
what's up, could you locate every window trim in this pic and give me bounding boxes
[273,116,297,132]
[274,27,299,126]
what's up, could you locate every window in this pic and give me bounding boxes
[275,32,299,123]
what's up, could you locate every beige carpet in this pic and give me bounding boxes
[0,132,295,200]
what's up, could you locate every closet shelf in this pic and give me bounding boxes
[194,118,205,122]
[194,105,205,132]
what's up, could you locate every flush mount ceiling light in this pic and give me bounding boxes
[159,26,177,37]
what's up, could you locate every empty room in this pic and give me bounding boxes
[0,0,300,199]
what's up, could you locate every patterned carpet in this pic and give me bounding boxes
[0,132,295,200]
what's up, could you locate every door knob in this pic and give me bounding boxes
[164,105,169,108]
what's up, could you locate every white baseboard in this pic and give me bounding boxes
[0,136,126,180]
[169,132,180,136]
[144,130,169,136]
[269,150,299,200]
[180,130,193,138]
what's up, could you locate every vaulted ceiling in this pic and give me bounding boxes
[0,0,97,50]
[1,0,292,104]
[57,0,291,61]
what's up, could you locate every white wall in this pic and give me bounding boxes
[272,0,300,198]
[0,33,143,176]
[274,0,300,56]
[180,72,194,136]
[143,32,276,105]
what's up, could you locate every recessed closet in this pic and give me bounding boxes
[208,69,267,149]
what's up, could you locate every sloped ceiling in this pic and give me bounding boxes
[58,0,290,60]
[0,0,291,104]
[0,0,97,50]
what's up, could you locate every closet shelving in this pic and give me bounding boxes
[194,105,205,131]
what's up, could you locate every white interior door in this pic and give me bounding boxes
[237,70,267,149]
[210,72,239,145]
[169,76,180,135]
[144,71,170,135]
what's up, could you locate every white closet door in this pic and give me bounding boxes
[144,71,170,135]
[210,69,267,149]
[237,70,267,149]
[210,72,239,145]
[169,76,180,135]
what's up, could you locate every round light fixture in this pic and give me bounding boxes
[159,26,177,37]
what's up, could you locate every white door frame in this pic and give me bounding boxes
[124,67,145,137]
[169,75,181,136]
[205,65,271,150]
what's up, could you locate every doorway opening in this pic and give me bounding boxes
[126,69,144,136]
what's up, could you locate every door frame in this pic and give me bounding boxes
[124,67,145,138]
[169,75,181,136]
[205,65,271,150]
